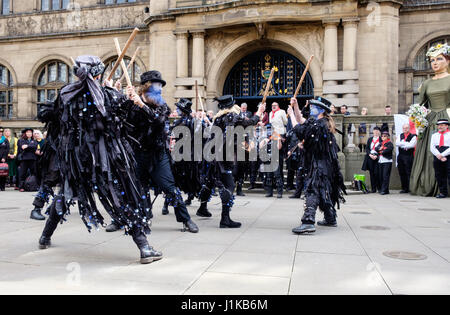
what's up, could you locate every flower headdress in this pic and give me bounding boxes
[426,43,450,60]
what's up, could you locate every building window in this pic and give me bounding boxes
[0,65,13,120]
[41,0,70,11]
[102,56,142,91]
[412,36,450,104]
[36,61,74,115]
[1,0,10,15]
[104,0,137,5]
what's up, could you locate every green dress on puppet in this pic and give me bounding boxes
[410,75,450,196]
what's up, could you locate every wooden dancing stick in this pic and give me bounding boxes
[107,27,140,81]
[70,57,76,66]
[293,55,314,100]
[113,38,133,87]
[195,80,206,112]
[195,80,199,112]
[119,47,141,82]
[262,67,275,106]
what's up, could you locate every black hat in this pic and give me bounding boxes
[140,70,166,87]
[175,98,192,114]
[373,126,381,131]
[215,95,234,110]
[309,99,331,113]
[21,128,33,134]
[437,118,450,125]
[314,96,332,108]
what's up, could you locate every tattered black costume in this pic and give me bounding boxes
[292,102,346,231]
[197,95,260,228]
[171,99,202,198]
[36,56,159,262]
[123,72,198,233]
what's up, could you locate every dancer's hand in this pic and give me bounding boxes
[114,81,122,91]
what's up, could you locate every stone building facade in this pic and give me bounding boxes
[0,0,449,130]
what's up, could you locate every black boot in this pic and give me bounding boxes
[162,203,169,215]
[265,186,273,197]
[30,208,46,221]
[39,235,52,249]
[236,184,245,197]
[317,220,337,227]
[185,197,193,206]
[183,219,199,233]
[289,193,301,199]
[132,228,163,264]
[106,222,120,232]
[220,207,241,229]
[277,186,283,199]
[139,245,163,264]
[196,202,212,218]
[292,224,316,234]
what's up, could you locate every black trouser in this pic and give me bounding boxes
[136,150,191,223]
[292,167,305,197]
[249,160,260,185]
[0,176,6,191]
[286,169,295,189]
[199,168,235,212]
[366,157,380,192]
[19,159,36,189]
[263,165,283,195]
[33,170,60,209]
[433,157,450,196]
[234,161,246,187]
[302,190,336,225]
[378,162,392,194]
[397,154,414,191]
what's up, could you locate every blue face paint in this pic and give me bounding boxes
[144,82,165,106]
[310,104,325,119]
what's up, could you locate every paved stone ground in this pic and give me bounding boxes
[0,188,449,295]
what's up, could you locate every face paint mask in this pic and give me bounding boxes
[144,82,165,106]
[310,104,325,120]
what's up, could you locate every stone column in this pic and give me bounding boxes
[323,20,339,98]
[175,32,189,91]
[192,31,205,78]
[343,18,359,111]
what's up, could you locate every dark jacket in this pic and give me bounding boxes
[362,136,379,171]
[0,138,10,162]
[17,138,38,161]
[375,141,394,160]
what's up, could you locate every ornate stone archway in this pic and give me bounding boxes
[205,30,323,110]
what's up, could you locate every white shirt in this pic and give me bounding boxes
[269,109,288,135]
[430,130,450,158]
[396,134,417,150]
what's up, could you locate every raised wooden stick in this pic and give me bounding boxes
[113,38,132,87]
[70,57,76,66]
[107,27,139,81]
[195,80,206,113]
[293,55,314,100]
[262,68,275,105]
[195,80,199,112]
[119,47,141,82]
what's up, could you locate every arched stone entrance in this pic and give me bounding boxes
[205,33,322,111]
[223,49,314,111]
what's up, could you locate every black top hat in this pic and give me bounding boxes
[373,126,381,131]
[215,95,234,110]
[309,99,331,113]
[21,128,33,134]
[176,98,193,115]
[437,118,450,125]
[314,96,332,108]
[140,70,166,87]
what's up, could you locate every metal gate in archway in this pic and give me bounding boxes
[223,49,314,106]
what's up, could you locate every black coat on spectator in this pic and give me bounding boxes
[0,138,10,161]
[17,138,38,161]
